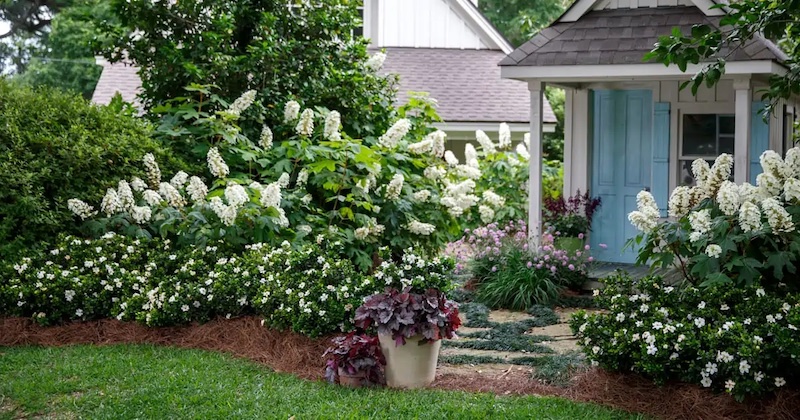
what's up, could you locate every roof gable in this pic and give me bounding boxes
[559,0,723,22]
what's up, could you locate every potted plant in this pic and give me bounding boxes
[543,190,602,254]
[354,287,461,389]
[324,332,385,387]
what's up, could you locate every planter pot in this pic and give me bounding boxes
[378,334,441,389]
[555,237,585,255]
[337,367,366,388]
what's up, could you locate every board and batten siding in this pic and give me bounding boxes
[372,0,489,49]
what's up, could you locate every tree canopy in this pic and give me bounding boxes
[479,0,568,47]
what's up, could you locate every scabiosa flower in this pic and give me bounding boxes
[365,51,386,72]
[323,110,341,141]
[186,176,208,203]
[483,190,505,207]
[227,90,257,117]
[130,177,147,192]
[207,147,229,179]
[465,143,480,168]
[296,109,315,137]
[224,183,249,208]
[716,181,740,216]
[516,143,530,160]
[738,201,762,232]
[407,220,436,235]
[117,180,135,211]
[143,153,161,189]
[668,186,692,218]
[142,189,163,207]
[479,205,495,223]
[378,119,411,149]
[761,197,795,233]
[475,130,496,154]
[284,100,301,123]
[455,164,481,179]
[68,199,96,220]
[705,244,722,258]
[101,188,122,216]
[498,123,511,149]
[209,197,237,226]
[423,166,446,180]
[413,190,431,202]
[260,125,273,149]
[131,206,152,224]
[260,182,282,209]
[385,174,404,200]
[159,182,186,208]
[784,178,800,203]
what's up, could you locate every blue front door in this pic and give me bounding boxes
[590,90,653,263]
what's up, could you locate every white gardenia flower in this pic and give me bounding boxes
[117,180,135,211]
[170,171,189,189]
[739,360,751,374]
[455,164,481,180]
[143,153,162,189]
[716,181,740,216]
[497,123,511,149]
[207,147,229,179]
[479,205,495,223]
[784,178,800,203]
[385,174,404,201]
[296,109,315,137]
[725,380,736,392]
[260,182,282,209]
[378,119,412,149]
[101,188,122,216]
[209,197,237,226]
[224,183,249,208]
[705,244,722,259]
[227,90,257,117]
[483,190,506,207]
[738,201,762,232]
[365,51,387,72]
[131,206,152,224]
[142,189,163,207]
[775,377,787,387]
[186,176,208,203]
[284,100,301,123]
[67,199,96,220]
[130,177,147,192]
[260,125,273,150]
[406,220,436,235]
[668,186,692,218]
[516,143,530,160]
[159,182,186,208]
[761,198,795,233]
[475,130,496,155]
[701,377,712,387]
[324,111,341,141]
[465,143,480,168]
[444,151,459,166]
[413,190,431,203]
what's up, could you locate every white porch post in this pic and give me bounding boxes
[734,78,752,184]
[528,80,545,246]
[563,88,574,197]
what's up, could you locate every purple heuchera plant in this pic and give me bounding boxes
[354,287,461,346]
[323,332,385,385]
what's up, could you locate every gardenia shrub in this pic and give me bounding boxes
[571,273,799,401]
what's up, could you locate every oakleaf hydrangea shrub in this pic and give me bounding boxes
[571,273,800,400]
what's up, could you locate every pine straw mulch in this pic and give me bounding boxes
[1,316,798,420]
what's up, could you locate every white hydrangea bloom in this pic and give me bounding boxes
[483,190,506,207]
[428,130,447,158]
[692,159,710,189]
[783,147,800,179]
[227,90,257,117]
[479,205,495,223]
[209,197,237,226]
[441,179,479,216]
[385,174,404,200]
[117,180,135,211]
[260,182,282,209]
[131,206,152,224]
[760,150,785,179]
[378,119,412,149]
[784,178,800,203]
[224,183,249,208]
[365,51,387,72]
[130,177,147,192]
[523,132,530,147]
[757,172,782,198]
[761,198,795,233]
[738,201,762,233]
[278,173,290,188]
[143,153,161,189]
[716,181,740,216]
[465,143,479,168]
[689,209,712,235]
[455,164,481,180]
[284,100,301,123]
[408,138,433,155]
[444,151,459,166]
[142,189,163,207]
[516,143,530,160]
[301,194,313,205]
[413,190,431,202]
[738,182,758,204]
[296,169,309,187]
[101,188,122,216]
[159,182,186,208]
[295,109,315,137]
[260,125,273,150]
[706,154,733,195]
[170,171,189,189]
[354,227,370,240]
[475,130,496,155]
[628,190,660,233]
[668,186,692,218]
[355,178,370,195]
[498,123,511,149]
[705,244,722,258]
[68,199,97,220]
[274,208,290,228]
[424,166,446,180]
[406,220,436,235]
[629,210,658,233]
[324,111,341,141]
[186,176,208,203]
[207,147,229,179]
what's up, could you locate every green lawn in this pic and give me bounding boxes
[0,344,643,419]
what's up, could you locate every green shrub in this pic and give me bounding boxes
[571,273,800,401]
[473,245,562,310]
[0,80,182,259]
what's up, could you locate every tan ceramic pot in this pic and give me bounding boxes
[378,334,441,389]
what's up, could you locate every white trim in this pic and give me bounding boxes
[528,80,545,247]
[433,121,555,133]
[450,0,514,54]
[563,88,575,197]
[733,78,752,184]
[501,61,786,82]
[560,0,723,22]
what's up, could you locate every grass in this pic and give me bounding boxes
[0,345,642,419]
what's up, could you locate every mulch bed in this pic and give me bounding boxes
[2,316,798,420]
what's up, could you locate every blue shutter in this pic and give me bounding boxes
[750,101,770,184]
[653,102,670,217]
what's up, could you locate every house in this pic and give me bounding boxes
[90,0,558,158]
[500,0,797,263]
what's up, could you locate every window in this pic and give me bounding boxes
[679,114,735,185]
[353,4,364,38]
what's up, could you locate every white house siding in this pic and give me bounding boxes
[372,0,489,50]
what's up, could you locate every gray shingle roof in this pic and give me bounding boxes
[381,47,556,124]
[91,59,142,106]
[500,6,788,67]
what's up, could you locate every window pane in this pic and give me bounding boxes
[719,136,734,155]
[683,114,717,155]
[719,116,735,135]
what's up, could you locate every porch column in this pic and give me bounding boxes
[734,78,752,184]
[528,80,545,246]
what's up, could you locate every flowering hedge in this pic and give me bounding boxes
[571,274,799,400]
[0,234,455,337]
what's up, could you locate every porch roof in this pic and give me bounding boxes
[499,6,787,68]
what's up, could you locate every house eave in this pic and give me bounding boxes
[434,121,556,133]
[500,60,786,82]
